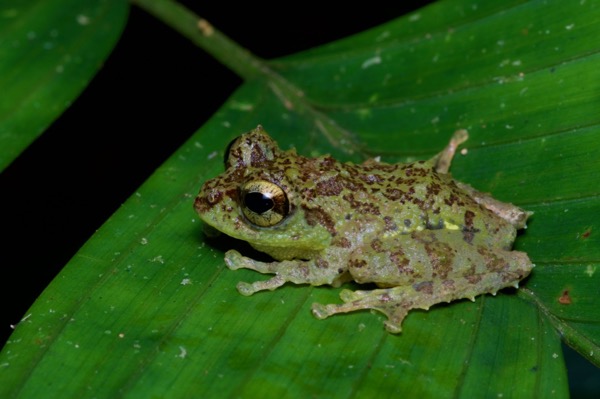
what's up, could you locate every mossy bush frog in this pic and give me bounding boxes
[195,126,533,333]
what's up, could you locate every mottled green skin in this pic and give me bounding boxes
[195,126,533,333]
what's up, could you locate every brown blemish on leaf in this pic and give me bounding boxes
[197,19,214,36]
[581,229,591,239]
[558,289,572,305]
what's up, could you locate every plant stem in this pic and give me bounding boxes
[131,0,265,80]
[130,0,366,157]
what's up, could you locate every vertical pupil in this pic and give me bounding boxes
[245,192,274,214]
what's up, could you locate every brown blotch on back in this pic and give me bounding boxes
[337,237,352,248]
[466,274,482,284]
[343,193,381,215]
[303,205,337,235]
[348,258,367,269]
[462,210,480,243]
[425,241,455,279]
[383,188,405,202]
[371,239,383,252]
[444,191,466,207]
[442,279,455,292]
[413,281,433,295]
[390,250,411,271]
[477,246,508,272]
[384,216,398,232]
[316,176,344,196]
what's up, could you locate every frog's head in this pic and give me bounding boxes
[194,125,332,261]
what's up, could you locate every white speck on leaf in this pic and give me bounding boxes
[150,255,165,264]
[585,265,596,277]
[361,55,381,69]
[230,101,253,111]
[208,151,218,160]
[565,24,575,30]
[178,346,187,359]
[552,353,559,359]
[76,14,90,25]
[140,237,148,245]
[409,13,421,22]
[181,278,192,286]
[375,30,390,41]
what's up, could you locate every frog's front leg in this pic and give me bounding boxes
[225,250,349,296]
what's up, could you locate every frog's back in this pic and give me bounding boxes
[314,157,517,248]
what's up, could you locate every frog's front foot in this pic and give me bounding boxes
[224,250,247,271]
[236,275,286,296]
[311,288,409,333]
[224,250,285,295]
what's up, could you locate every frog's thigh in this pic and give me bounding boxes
[317,230,533,332]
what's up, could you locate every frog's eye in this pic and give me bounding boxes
[240,181,290,227]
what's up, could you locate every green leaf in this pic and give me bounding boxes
[0,0,128,171]
[2,0,599,397]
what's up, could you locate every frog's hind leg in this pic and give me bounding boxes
[312,288,412,334]
[455,180,533,229]
[432,129,469,174]
[312,254,530,334]
[312,228,533,333]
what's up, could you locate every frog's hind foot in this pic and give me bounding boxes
[433,129,469,174]
[311,288,410,333]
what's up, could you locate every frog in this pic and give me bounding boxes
[194,125,533,333]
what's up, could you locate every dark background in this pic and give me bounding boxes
[1,2,597,396]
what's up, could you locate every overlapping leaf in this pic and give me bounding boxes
[0,0,128,171]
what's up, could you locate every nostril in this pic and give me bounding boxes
[207,190,222,205]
